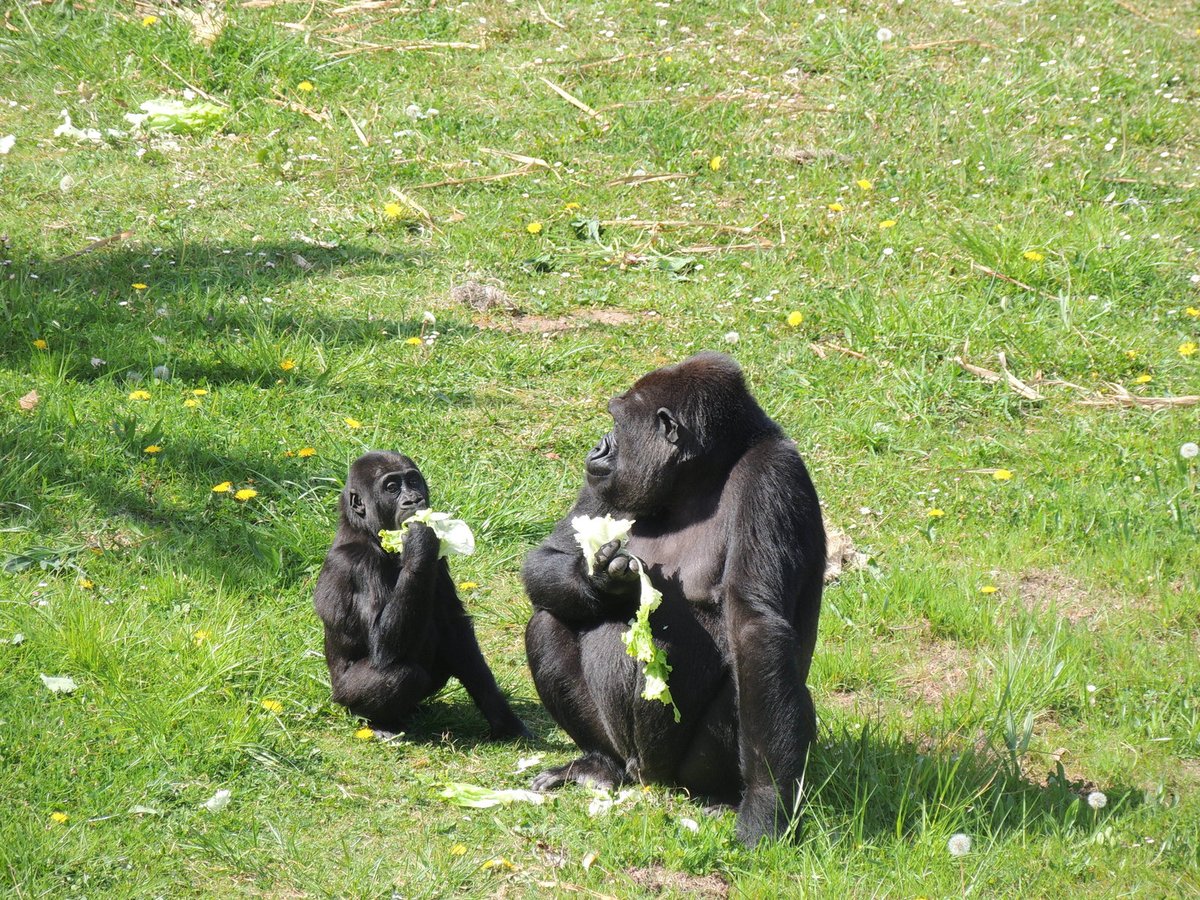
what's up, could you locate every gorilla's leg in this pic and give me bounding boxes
[331,659,436,732]
[673,676,741,802]
[440,616,531,740]
[525,610,629,790]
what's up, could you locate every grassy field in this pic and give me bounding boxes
[2,0,1200,895]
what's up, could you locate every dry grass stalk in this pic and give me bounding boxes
[607,172,696,186]
[410,165,539,190]
[811,342,869,361]
[971,260,1044,296]
[327,39,482,58]
[343,107,370,147]
[539,77,608,129]
[152,55,228,106]
[387,188,432,228]
[266,95,330,124]
[479,147,550,169]
[600,218,761,235]
[898,38,998,52]
[1077,387,1199,410]
[536,1,566,30]
[50,230,135,264]
[954,354,1042,401]
[331,0,412,14]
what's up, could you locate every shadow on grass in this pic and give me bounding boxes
[801,720,1141,842]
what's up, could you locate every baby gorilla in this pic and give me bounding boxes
[313,451,528,739]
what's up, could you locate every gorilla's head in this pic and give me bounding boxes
[341,451,430,534]
[586,352,774,514]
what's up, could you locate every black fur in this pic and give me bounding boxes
[314,451,528,740]
[521,353,824,844]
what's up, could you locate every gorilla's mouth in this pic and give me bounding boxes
[585,432,615,478]
[394,501,429,528]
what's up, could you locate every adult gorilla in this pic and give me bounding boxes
[522,352,825,845]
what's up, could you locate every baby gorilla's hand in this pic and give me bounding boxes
[401,521,440,561]
[588,539,640,595]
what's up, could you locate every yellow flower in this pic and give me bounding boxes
[32,339,48,350]
[143,445,162,454]
[183,398,199,408]
[786,311,804,328]
[878,220,897,229]
[827,202,844,212]
[404,337,423,346]
[856,179,873,191]
[384,202,404,221]
[50,812,69,824]
[927,508,945,518]
[458,581,479,590]
[297,447,316,458]
[280,359,296,372]
[128,390,151,401]
[193,629,211,645]
[78,577,95,589]
[141,15,157,26]
[1022,250,1045,262]
[1180,341,1198,357]
[132,283,148,290]
[212,481,233,493]
[709,155,723,172]
[298,81,315,92]
[354,727,375,741]
[482,858,515,871]
[192,389,209,396]
[1133,374,1152,385]
[992,469,1013,481]
[261,699,283,713]
[1125,349,1139,360]
[234,488,257,501]
[563,202,581,211]
[450,843,468,856]
[526,222,543,234]
[345,418,362,429]
[1186,307,1200,318]
[980,585,998,595]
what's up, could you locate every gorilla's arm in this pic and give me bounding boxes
[723,441,825,843]
[368,522,440,667]
[521,494,640,625]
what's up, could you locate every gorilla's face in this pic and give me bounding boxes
[343,451,430,534]
[586,393,685,515]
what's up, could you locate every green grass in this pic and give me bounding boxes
[2,0,1199,895]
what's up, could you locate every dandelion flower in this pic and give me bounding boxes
[297,447,316,458]
[1186,307,1200,318]
[132,283,148,290]
[143,445,162,454]
[856,179,873,191]
[786,311,804,328]
[450,843,467,855]
[404,337,423,346]
[1125,349,1139,360]
[1023,250,1045,262]
[212,481,232,493]
[980,585,998,595]
[1179,341,1198,357]
[709,155,723,171]
[526,222,543,234]
[1181,442,1199,460]
[879,219,897,229]
[458,581,479,590]
[183,398,199,408]
[192,388,208,396]
[50,812,69,824]
[129,390,151,401]
[992,469,1013,481]
[298,81,314,92]
[875,27,895,42]
[280,359,296,371]
[234,488,257,501]
[1133,374,1152,385]
[947,833,972,857]
[261,699,283,713]
[141,15,157,26]
[383,202,404,221]
[354,727,375,741]
[482,858,515,871]
[78,577,95,589]
[193,629,211,645]
[563,202,581,211]
[927,508,945,518]
[1087,791,1107,810]
[345,418,362,429]
[827,202,844,212]
[33,339,48,350]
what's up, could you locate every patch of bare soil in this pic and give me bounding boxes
[1010,569,1112,626]
[476,309,645,334]
[900,639,973,706]
[625,866,729,899]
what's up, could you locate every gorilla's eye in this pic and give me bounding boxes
[384,481,401,494]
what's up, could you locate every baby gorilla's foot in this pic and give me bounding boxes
[531,752,628,791]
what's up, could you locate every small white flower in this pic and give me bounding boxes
[202,789,231,812]
[1087,791,1107,810]
[876,27,895,42]
[947,833,972,857]
[0,134,14,154]
[724,331,740,344]
[59,174,76,193]
[91,357,107,368]
[422,310,437,325]
[679,817,700,833]
[1181,442,1199,460]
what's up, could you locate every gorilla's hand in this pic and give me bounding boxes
[401,521,440,562]
[588,539,641,595]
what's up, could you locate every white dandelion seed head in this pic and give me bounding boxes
[724,331,740,344]
[1087,791,1107,810]
[876,27,895,42]
[947,833,972,857]
[1181,442,1199,460]
[422,310,437,325]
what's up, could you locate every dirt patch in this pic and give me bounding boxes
[476,309,646,334]
[625,866,729,898]
[1009,569,1110,626]
[823,526,869,583]
[900,639,973,705]
[450,279,516,312]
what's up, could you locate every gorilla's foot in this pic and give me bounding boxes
[531,752,628,791]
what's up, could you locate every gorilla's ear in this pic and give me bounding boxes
[348,490,367,518]
[656,407,681,444]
